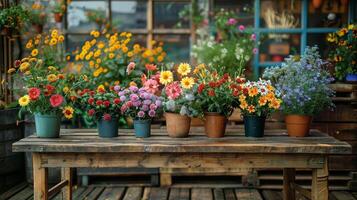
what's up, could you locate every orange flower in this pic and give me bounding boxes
[247,105,255,113]
[248,87,258,97]
[258,96,267,106]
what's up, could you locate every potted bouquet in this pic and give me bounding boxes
[263,46,335,137]
[160,63,199,138]
[8,29,70,138]
[119,86,162,138]
[195,67,236,138]
[79,85,122,138]
[237,79,282,137]
[327,24,357,82]
[30,3,47,33]
[0,5,29,36]
[52,0,66,23]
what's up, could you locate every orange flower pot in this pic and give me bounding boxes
[285,115,312,137]
[165,112,191,138]
[204,112,227,138]
[54,13,63,23]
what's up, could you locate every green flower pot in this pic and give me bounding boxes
[244,115,266,137]
[34,114,61,138]
[133,119,151,138]
[97,118,119,138]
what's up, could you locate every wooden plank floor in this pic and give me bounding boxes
[1,183,357,200]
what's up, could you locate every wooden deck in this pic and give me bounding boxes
[1,183,357,200]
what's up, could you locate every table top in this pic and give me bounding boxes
[12,128,351,154]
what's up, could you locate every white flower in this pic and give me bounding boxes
[180,106,188,116]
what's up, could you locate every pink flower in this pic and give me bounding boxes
[28,87,41,100]
[144,79,159,94]
[149,104,157,110]
[50,94,64,107]
[238,25,245,32]
[138,111,145,118]
[148,110,156,117]
[103,113,111,121]
[88,109,95,116]
[165,82,182,100]
[251,34,256,41]
[126,62,136,75]
[227,18,237,25]
[145,64,157,71]
[253,48,258,54]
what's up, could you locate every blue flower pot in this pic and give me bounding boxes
[244,115,266,137]
[34,113,61,138]
[97,118,119,138]
[346,74,357,82]
[133,119,151,138]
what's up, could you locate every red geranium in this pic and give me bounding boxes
[103,113,111,121]
[28,87,40,100]
[197,83,205,94]
[88,97,94,105]
[103,100,110,107]
[50,94,64,107]
[96,100,103,106]
[208,89,215,97]
[88,109,95,116]
[113,98,121,104]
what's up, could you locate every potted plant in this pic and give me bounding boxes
[263,46,335,137]
[8,29,70,138]
[53,0,66,23]
[86,10,107,30]
[160,63,199,138]
[237,79,282,137]
[327,24,357,82]
[0,5,29,35]
[195,67,236,138]
[119,86,162,138]
[79,85,122,138]
[30,3,47,33]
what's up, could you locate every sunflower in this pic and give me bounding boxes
[181,77,195,89]
[159,71,173,85]
[49,38,58,46]
[31,49,39,57]
[63,106,74,119]
[18,95,30,106]
[177,63,191,76]
[47,74,58,82]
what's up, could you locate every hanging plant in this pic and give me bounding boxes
[0,5,29,35]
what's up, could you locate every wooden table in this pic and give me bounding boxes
[12,128,351,200]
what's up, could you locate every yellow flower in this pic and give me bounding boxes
[58,35,64,42]
[63,86,70,94]
[34,39,40,45]
[239,94,246,102]
[62,106,74,119]
[31,49,39,57]
[18,95,30,107]
[29,58,37,62]
[181,77,195,89]
[269,99,281,109]
[177,63,191,76]
[127,51,133,57]
[48,66,56,71]
[96,58,101,64]
[89,61,95,67]
[193,63,206,74]
[7,68,16,74]
[26,42,33,49]
[94,50,101,58]
[92,31,100,38]
[49,38,58,46]
[47,74,58,82]
[133,44,140,49]
[97,42,105,49]
[129,81,137,87]
[265,92,275,101]
[327,33,336,43]
[108,53,115,59]
[348,24,354,30]
[248,87,258,97]
[159,71,173,85]
[97,84,105,92]
[240,100,248,110]
[157,55,164,62]
[122,46,128,53]
[51,29,58,38]
[258,96,267,106]
[247,105,255,113]
[19,62,30,72]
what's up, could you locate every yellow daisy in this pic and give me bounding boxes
[159,71,173,85]
[18,95,30,106]
[177,63,191,76]
[47,74,58,82]
[19,62,30,72]
[62,106,74,119]
[31,49,39,57]
[181,77,195,89]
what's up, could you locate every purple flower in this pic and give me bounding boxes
[129,86,138,92]
[144,92,151,100]
[120,96,126,102]
[148,110,156,117]
[238,25,245,32]
[141,104,149,111]
[149,104,157,110]
[253,48,258,54]
[133,101,142,107]
[118,91,125,96]
[251,34,256,41]
[155,100,162,107]
[130,94,139,101]
[114,85,121,92]
[143,99,151,105]
[227,18,237,25]
[138,111,145,118]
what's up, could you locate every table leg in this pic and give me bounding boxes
[61,168,73,200]
[312,158,329,200]
[283,168,296,200]
[33,153,48,200]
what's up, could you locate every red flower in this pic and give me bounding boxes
[145,64,157,71]
[45,85,55,95]
[88,97,94,105]
[233,90,239,97]
[208,82,216,88]
[223,73,229,80]
[89,91,95,96]
[197,83,205,94]
[88,109,95,116]
[50,94,64,107]
[113,98,121,104]
[14,60,21,67]
[70,96,77,101]
[103,113,111,121]
[208,89,215,97]
[126,101,133,107]
[28,87,40,100]
[96,100,103,106]
[103,100,110,107]
[243,88,248,95]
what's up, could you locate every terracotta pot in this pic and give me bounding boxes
[312,0,323,9]
[54,13,63,23]
[204,112,227,138]
[33,24,43,34]
[165,112,191,138]
[285,115,312,137]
